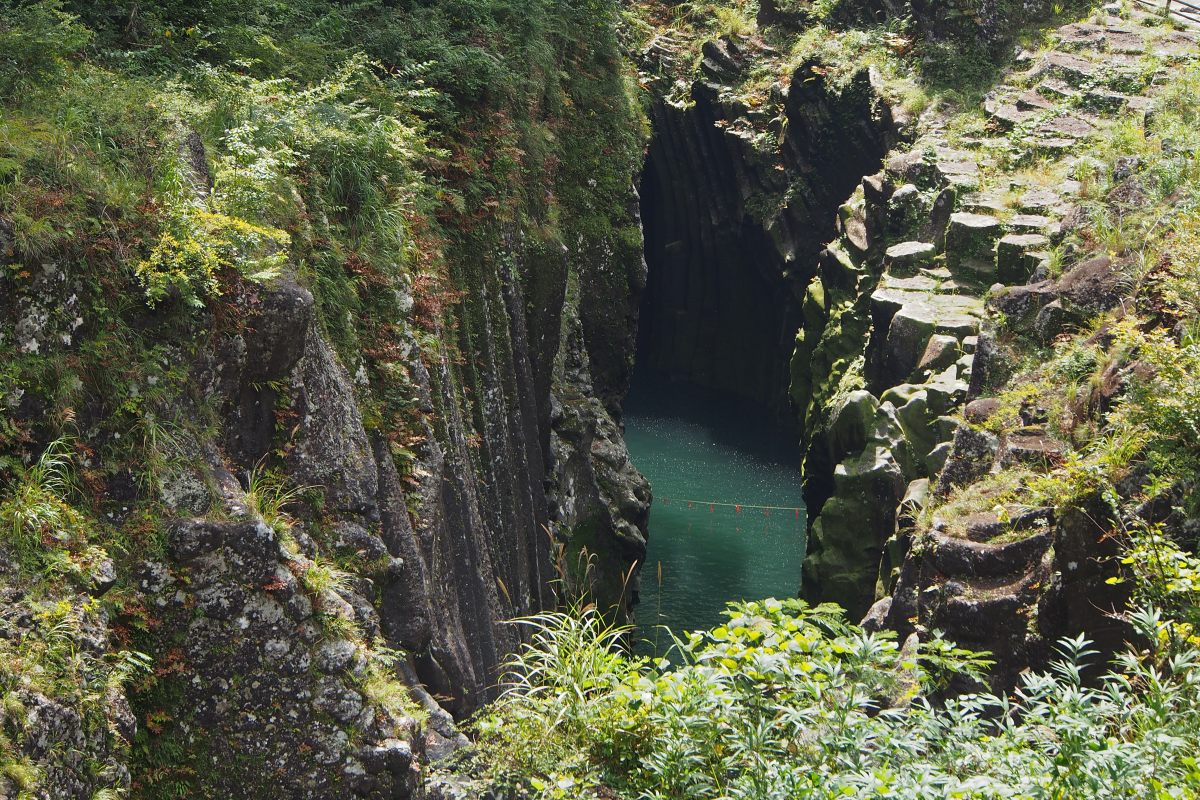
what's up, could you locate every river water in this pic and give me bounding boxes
[623,375,807,652]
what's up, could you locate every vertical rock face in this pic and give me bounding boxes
[199,240,650,722]
[100,211,650,795]
[637,51,896,425]
[799,7,1194,688]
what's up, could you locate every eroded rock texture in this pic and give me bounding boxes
[799,7,1196,686]
[637,39,897,424]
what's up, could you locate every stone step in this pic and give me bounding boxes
[960,192,1008,214]
[1086,89,1155,115]
[1018,186,1068,213]
[946,212,1003,279]
[997,233,1051,284]
[931,527,1052,579]
[1006,213,1057,234]
[1016,89,1056,111]
[936,553,1054,629]
[1035,113,1096,140]
[885,240,937,270]
[986,100,1041,131]
[963,506,1055,543]
[1054,21,1111,51]
[1035,77,1081,102]
[1030,51,1104,87]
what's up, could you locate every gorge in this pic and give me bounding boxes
[2,1,1200,798]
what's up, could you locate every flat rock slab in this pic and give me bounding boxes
[1032,51,1103,86]
[961,193,1008,213]
[1007,213,1055,233]
[1000,429,1065,468]
[1104,27,1151,53]
[886,240,937,268]
[871,285,985,336]
[988,102,1039,130]
[1037,113,1096,139]
[1055,22,1110,50]
[1036,77,1081,101]
[1018,187,1063,213]
[1016,89,1055,111]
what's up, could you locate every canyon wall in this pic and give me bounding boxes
[637,36,898,424]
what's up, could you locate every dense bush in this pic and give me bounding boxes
[478,601,1200,800]
[0,0,90,98]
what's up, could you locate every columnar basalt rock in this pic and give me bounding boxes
[637,49,897,425]
[799,6,1196,684]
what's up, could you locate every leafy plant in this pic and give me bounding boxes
[478,600,1200,800]
[135,205,289,307]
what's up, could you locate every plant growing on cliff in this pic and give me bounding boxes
[135,205,290,308]
[362,645,428,725]
[242,463,314,536]
[0,437,90,571]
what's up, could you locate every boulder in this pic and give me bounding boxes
[916,334,961,376]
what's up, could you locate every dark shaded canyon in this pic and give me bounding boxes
[635,54,898,431]
[633,48,899,624]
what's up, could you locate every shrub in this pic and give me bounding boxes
[135,206,289,307]
[0,1,91,99]
[478,600,1200,800]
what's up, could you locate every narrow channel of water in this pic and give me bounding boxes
[623,375,807,652]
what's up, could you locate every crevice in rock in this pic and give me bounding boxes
[635,59,897,438]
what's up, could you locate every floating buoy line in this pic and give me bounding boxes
[657,496,803,519]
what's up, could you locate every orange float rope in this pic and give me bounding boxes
[658,496,803,519]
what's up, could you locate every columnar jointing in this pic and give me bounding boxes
[635,62,897,434]
[637,102,797,426]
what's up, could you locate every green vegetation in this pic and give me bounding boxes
[2,0,1200,797]
[477,600,1200,799]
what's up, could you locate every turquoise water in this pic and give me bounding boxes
[623,376,807,651]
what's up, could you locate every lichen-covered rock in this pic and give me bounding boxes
[934,423,1000,496]
[990,255,1124,339]
[0,578,134,800]
[134,518,422,799]
[549,301,651,618]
